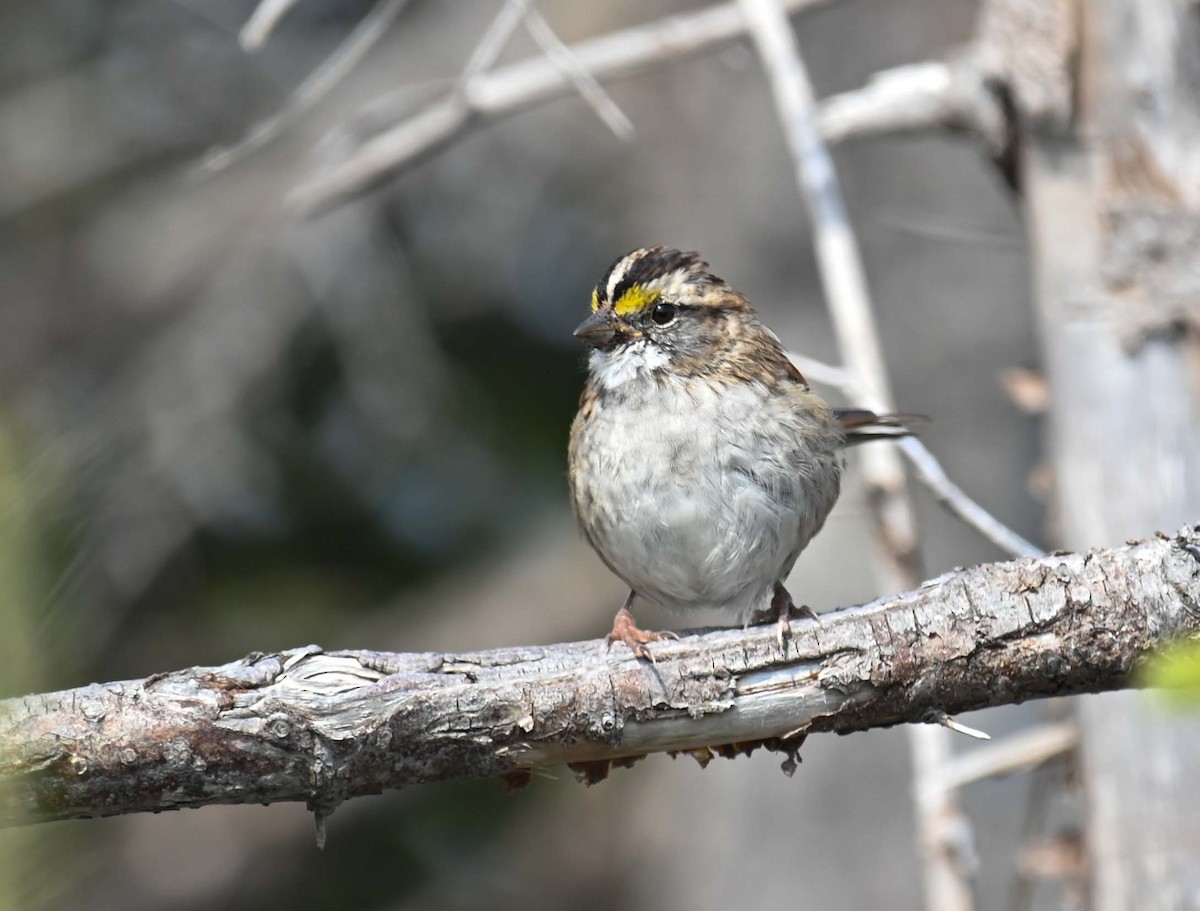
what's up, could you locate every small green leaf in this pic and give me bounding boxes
[1141,638,1200,707]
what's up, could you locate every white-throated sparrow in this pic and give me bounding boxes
[568,247,907,657]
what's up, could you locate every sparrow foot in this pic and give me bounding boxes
[751,583,821,647]
[606,605,678,662]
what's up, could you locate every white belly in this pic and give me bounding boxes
[571,369,841,619]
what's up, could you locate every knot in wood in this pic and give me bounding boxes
[267,714,292,739]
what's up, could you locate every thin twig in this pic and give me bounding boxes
[311,5,524,167]
[738,2,969,908]
[199,0,412,177]
[239,0,303,51]
[900,436,1043,558]
[306,0,527,171]
[315,79,456,159]
[461,0,529,83]
[931,711,993,741]
[523,6,635,141]
[288,0,833,214]
[788,352,1043,560]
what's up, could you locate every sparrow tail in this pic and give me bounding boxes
[834,409,921,447]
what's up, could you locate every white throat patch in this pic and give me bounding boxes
[591,340,670,391]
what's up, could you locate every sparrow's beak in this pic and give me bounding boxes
[573,310,624,349]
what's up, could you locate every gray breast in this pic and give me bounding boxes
[573,372,841,618]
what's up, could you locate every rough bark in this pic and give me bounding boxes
[1011,2,1200,908]
[3,530,1199,828]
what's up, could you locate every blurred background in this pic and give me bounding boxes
[0,0,1063,908]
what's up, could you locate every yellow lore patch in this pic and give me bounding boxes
[613,284,661,316]
[591,288,600,312]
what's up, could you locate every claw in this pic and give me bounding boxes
[793,602,822,625]
[753,583,820,647]
[776,612,789,650]
[606,604,677,662]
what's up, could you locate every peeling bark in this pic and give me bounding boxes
[2,530,1199,828]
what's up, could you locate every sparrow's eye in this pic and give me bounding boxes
[650,303,677,325]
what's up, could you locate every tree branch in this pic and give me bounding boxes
[816,55,1008,156]
[199,0,413,176]
[286,0,832,215]
[521,4,635,143]
[4,530,1199,828]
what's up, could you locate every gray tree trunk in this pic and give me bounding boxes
[1019,1,1200,907]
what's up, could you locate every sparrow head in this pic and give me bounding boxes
[573,247,750,358]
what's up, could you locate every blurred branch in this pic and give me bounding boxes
[461,0,528,82]
[739,0,917,583]
[936,721,1076,791]
[4,531,1199,827]
[817,55,1007,156]
[287,0,833,214]
[239,0,303,51]
[274,0,1051,217]
[280,0,1026,216]
[200,0,413,176]
[522,6,635,142]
